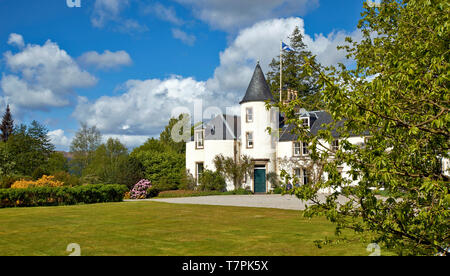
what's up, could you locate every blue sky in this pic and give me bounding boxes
[0,0,368,150]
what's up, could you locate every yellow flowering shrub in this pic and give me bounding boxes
[11,175,64,189]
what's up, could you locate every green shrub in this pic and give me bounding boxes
[272,187,283,194]
[0,175,32,189]
[0,184,128,208]
[223,188,253,195]
[52,171,80,187]
[146,187,160,198]
[153,176,179,191]
[179,170,196,190]
[198,170,226,191]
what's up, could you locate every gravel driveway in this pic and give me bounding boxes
[126,194,342,211]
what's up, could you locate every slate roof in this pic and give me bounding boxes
[192,114,241,141]
[240,63,274,104]
[279,111,368,141]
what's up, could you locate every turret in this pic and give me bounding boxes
[240,63,277,193]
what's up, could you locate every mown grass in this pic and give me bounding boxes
[0,201,375,256]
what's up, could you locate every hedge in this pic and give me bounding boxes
[0,184,128,208]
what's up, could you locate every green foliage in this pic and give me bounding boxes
[277,0,449,255]
[156,188,253,198]
[0,175,31,189]
[153,175,180,191]
[266,26,321,108]
[45,152,69,174]
[132,139,185,191]
[179,170,196,190]
[146,187,160,198]
[52,171,80,187]
[267,171,281,189]
[83,138,128,184]
[0,121,54,177]
[115,156,145,189]
[69,123,102,176]
[198,169,226,191]
[271,187,283,194]
[0,105,13,142]
[31,167,48,180]
[213,154,254,190]
[0,184,128,208]
[159,113,191,154]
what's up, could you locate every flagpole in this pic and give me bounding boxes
[280,40,283,104]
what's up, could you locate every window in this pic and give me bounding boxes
[196,162,204,183]
[246,132,254,148]
[303,169,309,185]
[246,107,253,122]
[302,142,309,155]
[293,142,301,156]
[195,130,204,149]
[332,139,339,152]
[301,117,310,129]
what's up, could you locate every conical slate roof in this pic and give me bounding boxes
[240,63,274,104]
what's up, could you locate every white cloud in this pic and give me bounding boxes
[304,29,363,67]
[145,3,184,25]
[1,36,97,110]
[48,129,72,149]
[78,50,132,70]
[91,0,147,33]
[91,0,129,28]
[7,33,24,48]
[73,17,361,141]
[171,29,196,46]
[174,0,319,32]
[73,76,209,136]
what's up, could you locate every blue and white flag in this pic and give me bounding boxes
[282,42,293,52]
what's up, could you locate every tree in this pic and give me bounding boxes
[6,121,54,176]
[160,113,191,154]
[84,138,131,185]
[213,154,254,190]
[131,149,185,191]
[0,105,13,142]
[266,26,321,108]
[45,152,69,174]
[280,0,449,255]
[70,123,102,176]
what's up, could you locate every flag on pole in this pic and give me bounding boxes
[282,42,293,52]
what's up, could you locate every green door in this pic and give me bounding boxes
[254,168,266,193]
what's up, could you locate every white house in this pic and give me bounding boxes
[186,63,364,193]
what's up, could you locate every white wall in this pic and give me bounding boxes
[186,140,237,191]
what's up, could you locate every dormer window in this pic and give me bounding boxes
[301,117,310,129]
[195,130,204,149]
[246,107,253,123]
[246,132,254,148]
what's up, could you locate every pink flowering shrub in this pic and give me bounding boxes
[130,179,152,199]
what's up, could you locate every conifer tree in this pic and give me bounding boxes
[266,27,321,108]
[0,105,14,142]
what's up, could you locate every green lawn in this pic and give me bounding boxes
[0,201,371,256]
